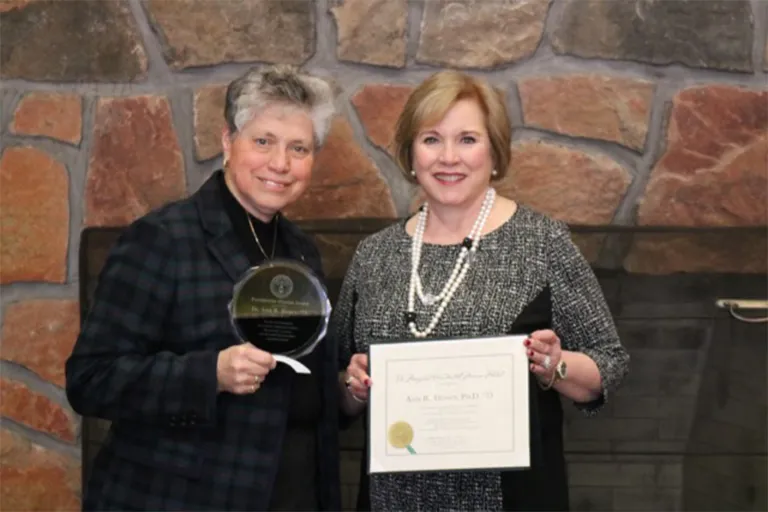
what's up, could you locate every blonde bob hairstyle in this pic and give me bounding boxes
[393,70,512,184]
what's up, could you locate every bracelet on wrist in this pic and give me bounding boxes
[538,371,557,390]
[539,359,567,390]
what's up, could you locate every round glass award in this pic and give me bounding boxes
[228,258,331,374]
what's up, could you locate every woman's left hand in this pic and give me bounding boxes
[525,329,562,381]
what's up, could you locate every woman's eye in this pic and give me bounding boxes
[461,136,476,144]
[290,146,311,158]
[254,138,269,146]
[422,136,438,144]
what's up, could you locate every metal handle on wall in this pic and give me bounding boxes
[715,299,768,323]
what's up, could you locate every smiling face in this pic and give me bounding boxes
[412,98,494,209]
[222,104,315,222]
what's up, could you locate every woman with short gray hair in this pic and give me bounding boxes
[224,64,335,147]
[66,65,342,511]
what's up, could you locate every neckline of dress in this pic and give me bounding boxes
[400,204,527,249]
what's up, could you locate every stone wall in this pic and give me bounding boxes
[1,0,766,510]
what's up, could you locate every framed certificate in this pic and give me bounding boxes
[367,335,530,474]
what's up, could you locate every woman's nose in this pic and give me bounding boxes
[439,143,458,163]
[268,148,289,172]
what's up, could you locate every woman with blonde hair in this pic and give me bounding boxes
[333,70,629,511]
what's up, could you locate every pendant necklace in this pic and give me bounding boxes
[246,212,278,260]
[406,188,496,338]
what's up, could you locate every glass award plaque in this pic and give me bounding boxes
[229,258,331,374]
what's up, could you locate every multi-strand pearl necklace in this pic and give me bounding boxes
[406,188,496,338]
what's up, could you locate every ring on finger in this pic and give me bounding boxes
[543,355,552,370]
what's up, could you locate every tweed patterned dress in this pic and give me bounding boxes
[332,205,629,511]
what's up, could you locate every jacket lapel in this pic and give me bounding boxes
[194,171,251,282]
[208,231,251,282]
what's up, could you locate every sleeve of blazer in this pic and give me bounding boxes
[547,222,629,415]
[330,245,360,371]
[328,244,365,429]
[65,217,219,427]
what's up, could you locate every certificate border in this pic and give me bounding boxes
[366,334,530,475]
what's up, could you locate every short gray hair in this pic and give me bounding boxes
[224,65,336,147]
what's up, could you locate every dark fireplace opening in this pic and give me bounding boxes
[76,222,767,511]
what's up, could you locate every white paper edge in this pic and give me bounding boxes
[273,354,311,374]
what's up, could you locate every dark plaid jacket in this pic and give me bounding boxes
[66,173,342,511]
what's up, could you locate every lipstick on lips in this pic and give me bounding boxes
[432,172,466,184]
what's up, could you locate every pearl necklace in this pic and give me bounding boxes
[406,188,496,338]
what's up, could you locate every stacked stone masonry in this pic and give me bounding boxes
[1,0,766,510]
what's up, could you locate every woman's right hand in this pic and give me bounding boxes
[217,343,276,394]
[344,353,371,402]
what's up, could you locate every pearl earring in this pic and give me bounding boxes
[491,169,498,177]
[410,170,416,178]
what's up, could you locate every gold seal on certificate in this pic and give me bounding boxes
[228,258,331,374]
[388,421,416,454]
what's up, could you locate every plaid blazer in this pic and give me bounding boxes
[66,172,342,511]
